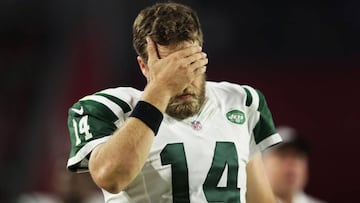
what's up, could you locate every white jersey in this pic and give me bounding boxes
[278,192,327,203]
[67,81,282,203]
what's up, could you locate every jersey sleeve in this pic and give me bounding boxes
[242,86,282,159]
[67,92,132,172]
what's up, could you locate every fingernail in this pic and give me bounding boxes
[146,37,150,43]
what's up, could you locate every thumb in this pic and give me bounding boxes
[146,37,159,61]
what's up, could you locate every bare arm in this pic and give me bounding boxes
[88,37,208,194]
[246,153,277,203]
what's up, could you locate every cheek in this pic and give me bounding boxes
[296,161,308,178]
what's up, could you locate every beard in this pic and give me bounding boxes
[165,76,206,120]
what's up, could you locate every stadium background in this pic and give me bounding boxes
[1,0,359,202]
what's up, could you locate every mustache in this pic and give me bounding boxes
[177,88,196,96]
[168,90,197,106]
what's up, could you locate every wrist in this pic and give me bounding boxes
[129,101,164,135]
[141,83,172,112]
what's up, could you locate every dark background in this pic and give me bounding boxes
[1,0,359,202]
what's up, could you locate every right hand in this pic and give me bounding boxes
[145,37,208,98]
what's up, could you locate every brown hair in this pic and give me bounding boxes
[133,2,203,62]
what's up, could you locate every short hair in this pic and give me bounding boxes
[132,2,203,62]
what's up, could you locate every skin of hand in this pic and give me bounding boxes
[138,37,208,107]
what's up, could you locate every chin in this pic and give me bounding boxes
[166,101,200,120]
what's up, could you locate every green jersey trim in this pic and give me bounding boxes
[241,85,277,145]
[80,94,124,120]
[95,92,131,113]
[253,89,277,144]
[67,92,134,172]
[242,85,259,111]
[256,133,282,152]
[67,136,111,172]
[243,87,253,107]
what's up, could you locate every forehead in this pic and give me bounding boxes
[157,40,200,58]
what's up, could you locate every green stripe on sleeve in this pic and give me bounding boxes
[243,87,253,107]
[67,100,118,165]
[253,89,277,144]
[79,100,119,122]
[95,92,131,113]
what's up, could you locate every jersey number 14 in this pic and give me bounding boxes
[160,142,241,203]
[72,116,93,146]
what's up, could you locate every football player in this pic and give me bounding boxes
[67,2,282,203]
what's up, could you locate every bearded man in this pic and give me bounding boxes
[67,2,282,203]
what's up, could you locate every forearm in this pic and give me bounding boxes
[246,154,277,203]
[89,83,171,193]
[89,117,155,193]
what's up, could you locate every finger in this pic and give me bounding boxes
[172,45,202,59]
[193,66,207,77]
[146,37,159,61]
[188,57,208,71]
[182,52,207,66]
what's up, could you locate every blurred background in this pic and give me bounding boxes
[1,0,359,202]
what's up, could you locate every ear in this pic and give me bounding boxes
[137,56,149,79]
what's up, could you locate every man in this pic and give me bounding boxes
[263,126,327,203]
[67,2,282,203]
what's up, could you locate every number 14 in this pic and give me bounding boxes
[72,116,93,146]
[160,142,241,203]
